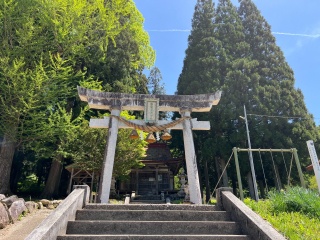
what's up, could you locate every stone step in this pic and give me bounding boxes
[85,203,217,211]
[133,195,162,200]
[76,209,231,221]
[57,234,251,240]
[130,200,165,204]
[65,221,242,235]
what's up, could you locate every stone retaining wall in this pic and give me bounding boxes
[0,194,62,229]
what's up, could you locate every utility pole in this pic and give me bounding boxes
[242,105,259,201]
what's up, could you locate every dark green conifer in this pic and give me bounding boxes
[238,0,318,159]
[177,0,223,95]
[175,0,319,197]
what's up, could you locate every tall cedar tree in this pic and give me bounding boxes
[148,67,165,95]
[177,0,224,200]
[238,0,319,188]
[176,0,319,198]
[177,0,223,95]
[205,0,256,195]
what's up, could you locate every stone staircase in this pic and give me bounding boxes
[57,204,251,240]
[130,194,165,204]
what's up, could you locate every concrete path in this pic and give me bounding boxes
[0,208,53,240]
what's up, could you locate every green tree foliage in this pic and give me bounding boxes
[65,111,146,180]
[0,54,84,194]
[175,0,319,197]
[0,0,154,195]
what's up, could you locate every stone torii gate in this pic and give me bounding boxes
[78,86,221,204]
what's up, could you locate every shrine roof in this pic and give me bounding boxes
[142,143,180,161]
[139,143,183,174]
[306,160,320,171]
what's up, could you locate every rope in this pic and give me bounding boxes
[207,151,234,203]
[270,149,281,190]
[258,149,269,193]
[112,116,191,132]
[287,151,294,186]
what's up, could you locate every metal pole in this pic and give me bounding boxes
[237,148,294,153]
[243,105,259,201]
[292,148,306,188]
[233,147,244,200]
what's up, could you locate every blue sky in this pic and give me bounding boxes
[134,0,320,125]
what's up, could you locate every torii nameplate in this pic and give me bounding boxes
[78,86,221,112]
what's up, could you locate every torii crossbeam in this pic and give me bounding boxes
[78,86,222,204]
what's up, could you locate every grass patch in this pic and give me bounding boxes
[171,199,184,204]
[244,187,320,240]
[109,199,124,204]
[208,198,216,205]
[269,187,320,219]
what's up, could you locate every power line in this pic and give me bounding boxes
[247,113,305,119]
[247,114,320,125]
[146,29,320,38]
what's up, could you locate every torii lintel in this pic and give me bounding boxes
[77,86,221,112]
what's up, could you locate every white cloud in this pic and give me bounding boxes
[311,22,320,37]
[272,32,320,38]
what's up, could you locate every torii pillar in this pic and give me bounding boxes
[78,86,221,204]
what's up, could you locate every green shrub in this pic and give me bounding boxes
[109,199,124,204]
[208,198,217,205]
[268,187,320,219]
[17,174,44,195]
[171,199,184,204]
[244,187,320,240]
[308,175,318,190]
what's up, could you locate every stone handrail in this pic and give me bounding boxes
[25,185,89,240]
[216,187,286,240]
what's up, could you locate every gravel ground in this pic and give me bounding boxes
[0,208,53,240]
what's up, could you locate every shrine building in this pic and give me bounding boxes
[119,142,183,196]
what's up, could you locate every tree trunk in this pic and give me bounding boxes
[0,135,16,195]
[231,175,237,196]
[258,180,265,199]
[215,157,222,188]
[214,157,229,188]
[40,157,63,199]
[204,158,211,202]
[220,158,229,187]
